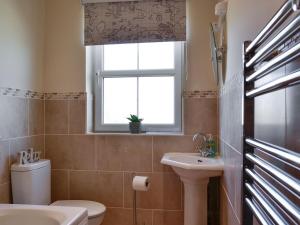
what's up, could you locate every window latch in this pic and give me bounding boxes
[96,72,100,86]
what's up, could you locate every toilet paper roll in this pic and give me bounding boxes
[132,176,150,191]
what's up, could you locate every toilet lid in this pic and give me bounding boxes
[51,200,106,218]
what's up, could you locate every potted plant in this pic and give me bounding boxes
[127,114,143,133]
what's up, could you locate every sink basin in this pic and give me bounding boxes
[161,153,224,181]
[0,204,88,225]
[161,153,224,225]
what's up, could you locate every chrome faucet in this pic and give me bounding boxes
[193,132,210,157]
[193,132,217,157]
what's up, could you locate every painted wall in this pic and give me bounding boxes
[44,0,85,93]
[0,0,45,92]
[219,0,285,224]
[43,0,218,92]
[225,0,285,80]
[186,0,218,91]
[0,3,220,224]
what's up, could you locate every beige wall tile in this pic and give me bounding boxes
[97,136,152,172]
[69,100,86,134]
[70,171,98,201]
[221,142,242,221]
[10,135,45,165]
[69,135,96,170]
[220,186,240,225]
[45,100,68,134]
[153,210,184,225]
[98,172,123,207]
[0,96,28,139]
[102,208,152,225]
[29,99,44,135]
[153,136,194,172]
[46,135,96,170]
[0,141,9,184]
[95,136,105,168]
[124,172,182,210]
[184,98,217,135]
[0,183,10,203]
[51,170,69,202]
[70,171,123,207]
[45,135,72,169]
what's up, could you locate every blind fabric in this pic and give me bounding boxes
[84,0,186,46]
[82,0,141,3]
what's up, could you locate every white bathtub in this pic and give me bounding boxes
[0,204,88,225]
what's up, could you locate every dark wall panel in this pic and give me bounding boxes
[254,89,286,147]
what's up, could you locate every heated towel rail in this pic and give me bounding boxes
[243,1,300,225]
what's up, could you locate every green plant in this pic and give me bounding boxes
[127,114,143,123]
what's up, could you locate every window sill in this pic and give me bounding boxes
[86,131,185,136]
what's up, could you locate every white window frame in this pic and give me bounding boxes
[94,42,184,132]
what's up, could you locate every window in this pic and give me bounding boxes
[94,41,184,132]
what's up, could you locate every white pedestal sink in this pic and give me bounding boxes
[161,153,224,225]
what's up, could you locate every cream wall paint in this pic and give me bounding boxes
[186,0,218,91]
[0,0,219,92]
[44,0,85,92]
[43,0,218,92]
[225,0,285,80]
[0,0,45,92]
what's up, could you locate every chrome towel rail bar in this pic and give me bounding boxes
[246,14,300,68]
[243,1,300,224]
[246,43,300,82]
[245,169,300,222]
[245,154,300,196]
[292,0,300,11]
[246,0,293,53]
[245,138,300,166]
[245,198,270,225]
[246,183,287,225]
[246,70,300,97]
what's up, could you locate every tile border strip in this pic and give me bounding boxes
[1,88,217,100]
[44,92,86,100]
[0,87,44,99]
[183,90,218,98]
[0,88,87,100]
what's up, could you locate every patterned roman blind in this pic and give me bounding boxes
[84,0,186,45]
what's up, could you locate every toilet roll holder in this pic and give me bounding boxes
[132,175,150,225]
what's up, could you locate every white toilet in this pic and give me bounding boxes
[11,159,106,225]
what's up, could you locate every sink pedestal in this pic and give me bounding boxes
[160,153,224,225]
[181,178,209,225]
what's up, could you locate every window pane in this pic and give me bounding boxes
[138,77,174,124]
[103,78,137,124]
[104,44,137,71]
[139,42,175,70]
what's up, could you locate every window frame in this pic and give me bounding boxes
[94,42,184,132]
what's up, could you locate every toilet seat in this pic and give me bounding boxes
[51,200,106,219]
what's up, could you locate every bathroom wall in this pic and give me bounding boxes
[0,93,45,203]
[0,0,45,92]
[219,0,285,224]
[43,0,218,93]
[44,0,85,93]
[44,94,217,225]
[0,0,220,224]
[186,0,219,91]
[42,0,219,224]
[0,0,45,203]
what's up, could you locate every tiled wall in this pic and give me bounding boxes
[46,94,218,225]
[219,74,244,225]
[0,89,218,225]
[0,92,45,203]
